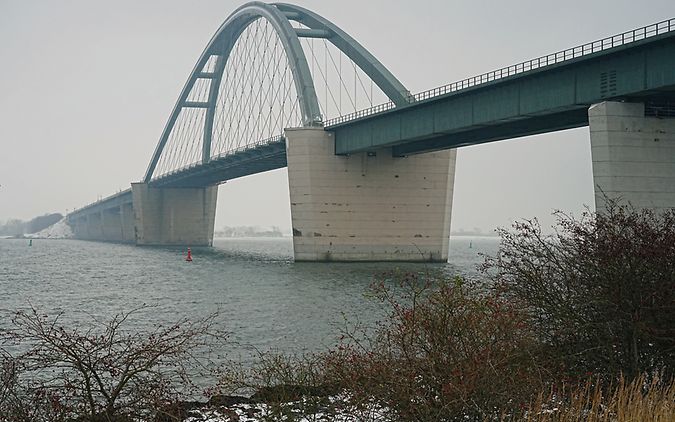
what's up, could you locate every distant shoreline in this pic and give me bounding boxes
[1,234,498,240]
[450,233,498,238]
[214,234,290,239]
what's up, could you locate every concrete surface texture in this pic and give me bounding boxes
[285,127,456,262]
[590,101,675,211]
[131,183,218,246]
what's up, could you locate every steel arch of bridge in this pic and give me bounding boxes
[143,1,410,182]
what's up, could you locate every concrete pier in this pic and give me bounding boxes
[590,101,675,211]
[101,209,123,242]
[130,183,218,246]
[120,203,135,242]
[70,215,90,239]
[285,127,456,262]
[87,212,104,240]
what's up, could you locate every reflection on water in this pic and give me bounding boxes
[0,236,498,362]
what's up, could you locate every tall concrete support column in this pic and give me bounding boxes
[82,215,92,239]
[101,208,124,242]
[71,216,89,239]
[87,213,104,240]
[590,101,675,211]
[285,127,456,262]
[120,203,135,243]
[130,183,218,246]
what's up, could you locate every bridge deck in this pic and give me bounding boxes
[329,30,675,156]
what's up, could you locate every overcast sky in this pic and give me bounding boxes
[1,0,674,232]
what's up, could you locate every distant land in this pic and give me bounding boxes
[214,225,497,238]
[1,220,498,240]
[0,213,63,237]
[450,228,498,237]
[214,225,287,238]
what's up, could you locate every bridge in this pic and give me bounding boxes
[67,2,675,261]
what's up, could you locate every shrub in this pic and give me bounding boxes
[482,200,675,380]
[217,201,675,420]
[223,272,551,421]
[326,273,550,419]
[0,306,226,422]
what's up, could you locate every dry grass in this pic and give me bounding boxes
[514,374,674,422]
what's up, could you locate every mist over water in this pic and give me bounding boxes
[0,237,497,363]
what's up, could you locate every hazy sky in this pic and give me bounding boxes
[1,0,674,232]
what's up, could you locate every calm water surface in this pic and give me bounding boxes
[0,237,497,362]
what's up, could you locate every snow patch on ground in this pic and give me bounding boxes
[184,396,389,421]
[24,218,73,239]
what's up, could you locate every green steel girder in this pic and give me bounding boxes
[332,31,675,156]
[393,108,589,156]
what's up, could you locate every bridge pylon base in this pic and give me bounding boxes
[130,183,218,246]
[285,127,456,262]
[590,101,675,211]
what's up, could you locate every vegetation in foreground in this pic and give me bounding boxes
[1,200,674,421]
[0,308,228,422]
[221,200,674,420]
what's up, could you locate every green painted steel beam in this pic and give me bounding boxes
[332,32,675,155]
[202,55,227,164]
[274,3,412,106]
[392,108,589,156]
[183,101,210,108]
[295,28,331,38]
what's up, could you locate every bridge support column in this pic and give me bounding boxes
[120,203,135,242]
[87,213,104,240]
[71,216,89,239]
[590,101,675,211]
[285,127,456,262]
[130,183,218,246]
[101,208,124,242]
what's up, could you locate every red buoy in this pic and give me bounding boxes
[186,247,193,262]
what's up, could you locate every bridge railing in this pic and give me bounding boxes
[324,18,674,127]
